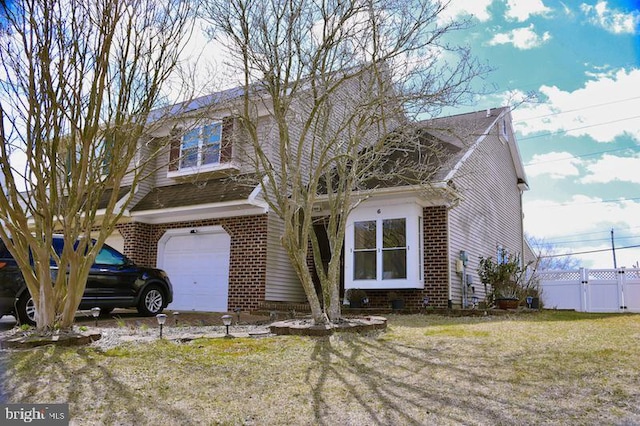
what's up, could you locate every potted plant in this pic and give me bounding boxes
[478,249,537,309]
[346,288,368,309]
[387,291,405,310]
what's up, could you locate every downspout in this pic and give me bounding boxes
[446,207,453,309]
[520,189,525,269]
[517,179,529,269]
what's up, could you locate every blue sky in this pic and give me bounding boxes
[439,0,640,268]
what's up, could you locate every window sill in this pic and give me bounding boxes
[167,162,239,179]
[345,279,424,290]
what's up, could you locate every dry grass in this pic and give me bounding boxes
[3,311,640,425]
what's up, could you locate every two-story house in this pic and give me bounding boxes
[104,88,529,312]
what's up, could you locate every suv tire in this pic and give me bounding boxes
[137,285,165,316]
[16,293,36,326]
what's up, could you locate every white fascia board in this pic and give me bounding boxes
[130,199,268,224]
[312,183,460,216]
[248,180,270,210]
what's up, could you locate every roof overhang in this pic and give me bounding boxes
[312,182,460,216]
[130,184,268,224]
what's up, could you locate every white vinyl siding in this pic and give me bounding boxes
[264,213,306,302]
[447,124,525,307]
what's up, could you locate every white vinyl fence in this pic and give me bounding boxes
[539,268,640,313]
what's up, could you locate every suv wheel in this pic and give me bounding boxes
[16,293,36,326]
[137,285,164,316]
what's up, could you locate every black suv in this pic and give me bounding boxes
[0,236,173,325]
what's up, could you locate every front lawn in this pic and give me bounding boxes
[2,311,639,425]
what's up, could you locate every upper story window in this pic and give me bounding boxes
[181,122,222,169]
[168,117,234,176]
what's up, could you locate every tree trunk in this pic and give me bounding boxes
[33,250,56,330]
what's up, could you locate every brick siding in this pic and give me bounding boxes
[117,214,268,312]
[118,205,450,313]
[308,206,450,310]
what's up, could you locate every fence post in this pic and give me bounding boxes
[580,267,588,312]
[617,268,627,311]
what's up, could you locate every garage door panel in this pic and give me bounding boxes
[159,229,230,312]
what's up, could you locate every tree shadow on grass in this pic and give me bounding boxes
[4,345,197,425]
[305,331,640,425]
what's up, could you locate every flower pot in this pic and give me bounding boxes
[495,298,519,310]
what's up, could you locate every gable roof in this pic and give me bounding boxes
[424,107,528,189]
[319,106,527,203]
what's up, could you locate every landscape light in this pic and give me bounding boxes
[91,307,101,327]
[156,313,167,338]
[221,314,233,338]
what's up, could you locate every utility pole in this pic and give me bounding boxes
[611,228,617,269]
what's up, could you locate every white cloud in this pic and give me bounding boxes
[581,154,640,184]
[524,195,640,267]
[511,68,640,143]
[580,1,640,34]
[525,195,640,237]
[438,0,494,23]
[505,0,551,22]
[526,151,582,179]
[559,2,573,17]
[488,24,551,49]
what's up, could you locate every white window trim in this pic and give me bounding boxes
[345,202,424,290]
[179,121,222,170]
[166,161,237,178]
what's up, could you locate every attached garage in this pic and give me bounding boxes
[157,226,231,312]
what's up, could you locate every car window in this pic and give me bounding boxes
[52,238,65,257]
[0,239,11,259]
[94,245,126,266]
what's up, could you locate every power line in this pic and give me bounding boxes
[513,95,640,123]
[531,225,640,243]
[517,115,640,142]
[540,243,640,258]
[549,235,640,245]
[527,196,640,209]
[526,146,638,166]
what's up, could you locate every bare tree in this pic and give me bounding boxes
[0,0,194,330]
[202,0,486,324]
[527,235,581,271]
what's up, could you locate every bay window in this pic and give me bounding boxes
[346,203,424,289]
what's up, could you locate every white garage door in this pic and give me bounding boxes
[158,227,231,312]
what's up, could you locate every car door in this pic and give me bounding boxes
[85,244,139,307]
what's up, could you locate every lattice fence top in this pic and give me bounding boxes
[538,270,581,281]
[588,269,618,280]
[538,268,640,282]
[624,269,640,280]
